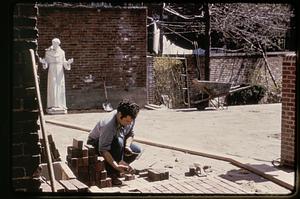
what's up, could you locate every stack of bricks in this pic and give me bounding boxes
[40,134,61,163]
[66,139,112,188]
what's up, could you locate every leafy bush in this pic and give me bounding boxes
[153,57,185,108]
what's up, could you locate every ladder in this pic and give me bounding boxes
[180,57,191,108]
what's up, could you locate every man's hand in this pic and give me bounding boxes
[67,58,74,64]
[101,151,129,172]
[119,160,129,166]
[119,160,134,174]
[116,164,129,173]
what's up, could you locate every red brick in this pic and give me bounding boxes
[95,159,105,172]
[67,146,81,158]
[88,155,97,164]
[72,139,83,150]
[78,157,89,167]
[124,174,135,181]
[71,158,78,172]
[100,170,107,180]
[84,144,96,156]
[106,177,112,187]
[81,148,88,157]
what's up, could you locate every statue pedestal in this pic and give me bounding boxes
[46,107,67,115]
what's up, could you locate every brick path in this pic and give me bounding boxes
[89,172,249,194]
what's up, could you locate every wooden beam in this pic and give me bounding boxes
[29,49,56,192]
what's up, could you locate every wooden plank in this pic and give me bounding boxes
[89,185,104,193]
[59,180,78,192]
[29,49,56,192]
[47,180,65,192]
[144,105,159,110]
[68,179,89,192]
[40,182,52,192]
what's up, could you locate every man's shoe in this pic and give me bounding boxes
[111,176,122,186]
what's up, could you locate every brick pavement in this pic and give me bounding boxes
[43,114,292,195]
[88,172,250,194]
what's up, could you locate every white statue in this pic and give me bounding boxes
[39,38,73,114]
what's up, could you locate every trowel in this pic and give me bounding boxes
[102,81,113,112]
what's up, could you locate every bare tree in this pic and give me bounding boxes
[210,3,295,89]
[210,3,294,52]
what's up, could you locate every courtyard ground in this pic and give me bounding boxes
[42,103,295,195]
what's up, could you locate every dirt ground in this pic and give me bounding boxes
[46,103,282,163]
[43,103,293,194]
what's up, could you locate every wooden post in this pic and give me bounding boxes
[29,49,56,192]
[204,3,210,81]
[159,3,165,55]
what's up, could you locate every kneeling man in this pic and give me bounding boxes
[87,99,141,185]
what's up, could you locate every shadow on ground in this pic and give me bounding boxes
[219,168,268,183]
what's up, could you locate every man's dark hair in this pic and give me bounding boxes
[117,99,140,119]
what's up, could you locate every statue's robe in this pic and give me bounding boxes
[44,46,71,111]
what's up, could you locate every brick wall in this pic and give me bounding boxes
[37,6,147,110]
[280,53,296,167]
[209,53,283,103]
[12,3,42,192]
